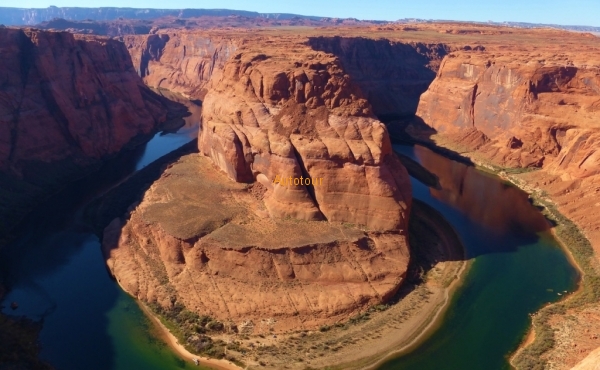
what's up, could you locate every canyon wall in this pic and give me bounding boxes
[308,36,450,118]
[124,32,238,99]
[417,51,600,173]
[415,51,600,257]
[0,28,170,239]
[104,31,414,331]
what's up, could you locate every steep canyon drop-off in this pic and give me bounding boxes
[103,31,414,332]
[2,23,600,369]
[0,28,176,240]
[114,26,600,366]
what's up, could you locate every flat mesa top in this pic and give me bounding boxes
[139,154,366,249]
[140,23,600,67]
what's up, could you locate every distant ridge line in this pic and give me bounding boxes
[1,6,598,32]
[0,6,331,26]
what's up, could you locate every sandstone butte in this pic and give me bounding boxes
[0,27,177,238]
[104,29,414,333]
[108,24,600,367]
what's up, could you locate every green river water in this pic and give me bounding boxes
[380,145,578,369]
[0,137,578,370]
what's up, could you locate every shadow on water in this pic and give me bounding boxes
[307,36,446,119]
[395,144,550,258]
[0,94,205,370]
[0,146,145,369]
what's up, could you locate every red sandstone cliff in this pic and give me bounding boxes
[417,52,600,173]
[415,51,600,256]
[124,32,237,99]
[124,30,413,231]
[307,36,450,118]
[199,40,412,230]
[103,31,414,332]
[0,28,171,238]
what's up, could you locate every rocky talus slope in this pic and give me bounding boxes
[103,31,413,332]
[0,28,173,240]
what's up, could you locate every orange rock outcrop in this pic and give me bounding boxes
[126,31,414,229]
[199,39,412,230]
[103,154,410,332]
[104,31,414,331]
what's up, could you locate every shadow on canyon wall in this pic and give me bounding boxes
[307,36,449,120]
[0,139,147,370]
[307,36,554,258]
[0,92,196,369]
[0,89,189,249]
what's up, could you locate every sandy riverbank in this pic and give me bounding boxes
[416,136,599,369]
[137,302,241,370]
[229,199,468,370]
[362,258,470,370]
[359,199,471,369]
[122,199,468,370]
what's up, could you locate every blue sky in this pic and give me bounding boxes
[6,0,600,26]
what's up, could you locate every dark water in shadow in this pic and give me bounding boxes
[0,129,577,369]
[0,114,207,369]
[379,145,578,370]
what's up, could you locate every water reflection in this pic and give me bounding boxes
[413,145,549,236]
[381,145,578,370]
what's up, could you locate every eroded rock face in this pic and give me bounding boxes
[124,32,237,99]
[417,52,600,173]
[103,155,410,333]
[415,50,600,258]
[199,38,412,231]
[0,28,170,238]
[308,36,450,118]
[106,32,413,331]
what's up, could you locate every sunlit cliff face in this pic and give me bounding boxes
[414,145,549,236]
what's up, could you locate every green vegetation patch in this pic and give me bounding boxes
[512,195,600,370]
[147,301,245,365]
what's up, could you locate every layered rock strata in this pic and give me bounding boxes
[103,154,410,332]
[198,36,412,230]
[105,32,413,331]
[308,36,450,117]
[417,52,600,170]
[124,32,237,99]
[414,50,600,254]
[0,28,171,240]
